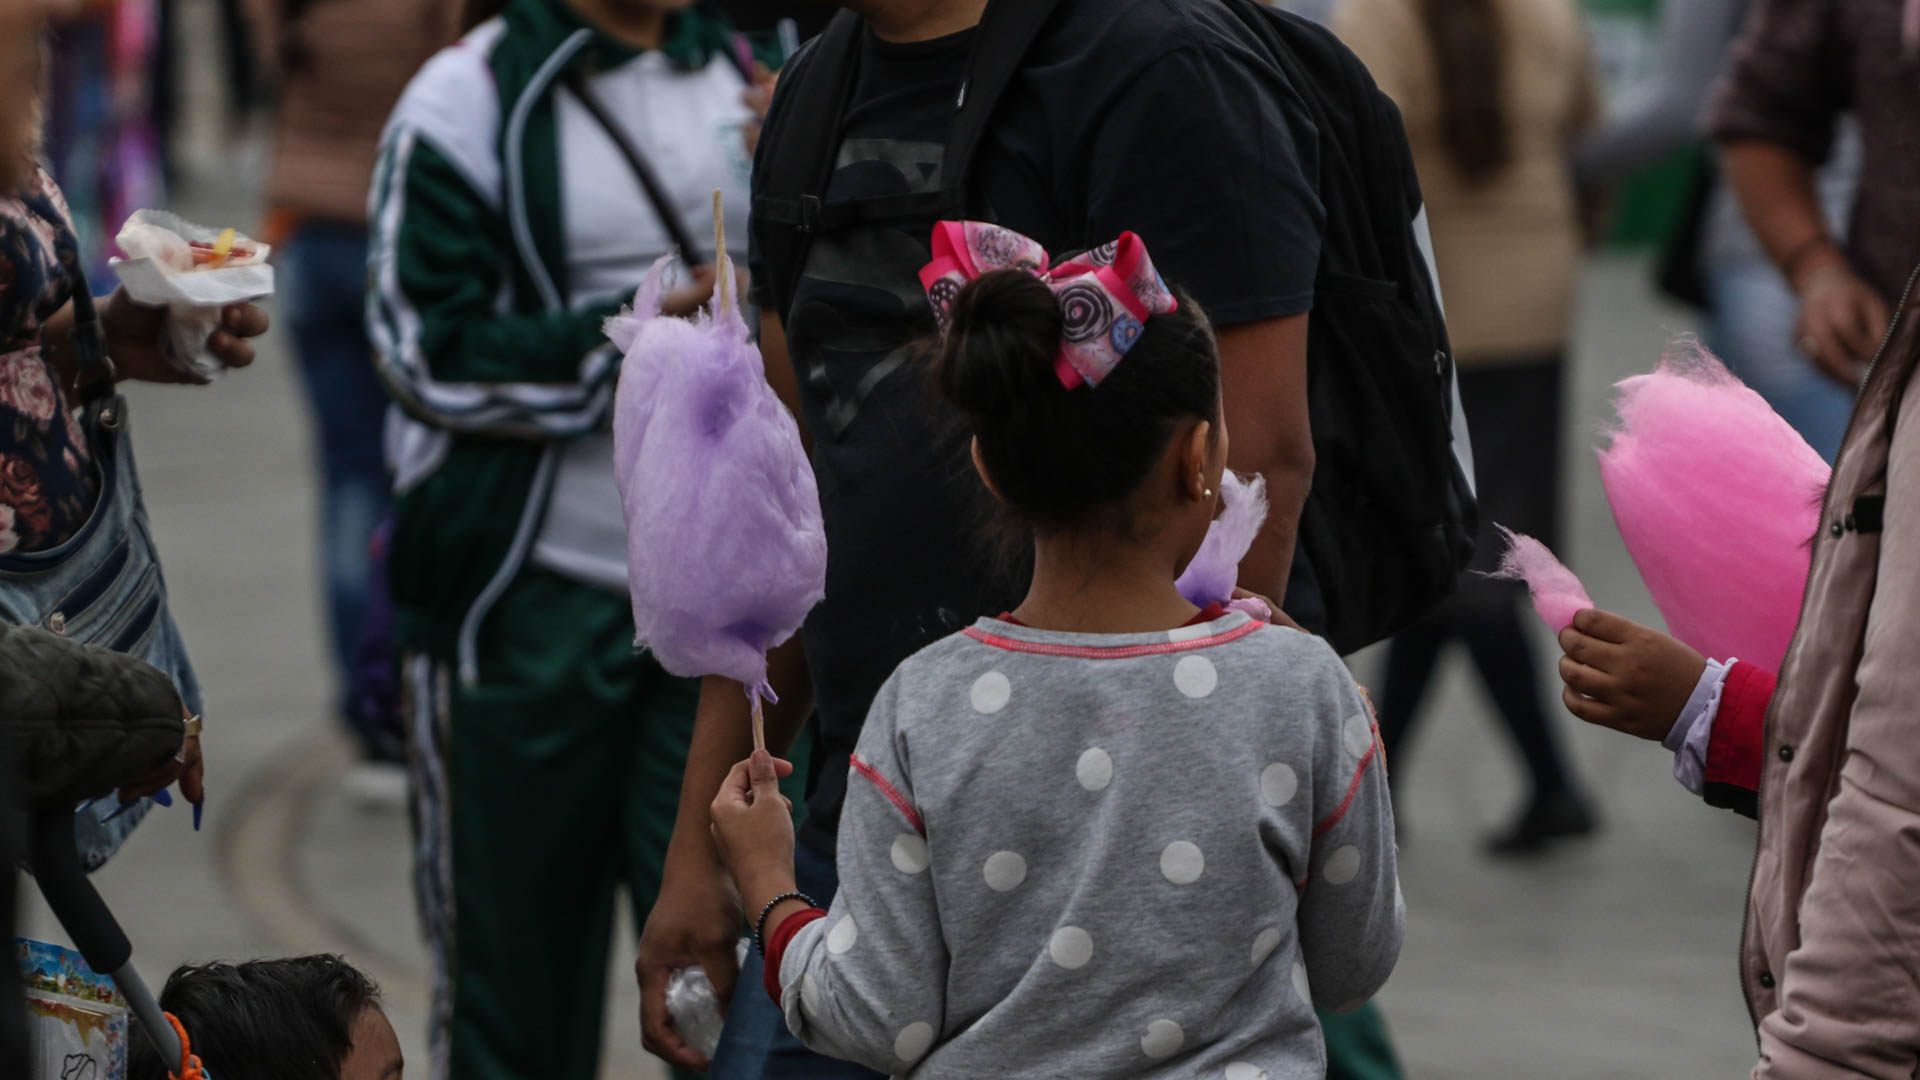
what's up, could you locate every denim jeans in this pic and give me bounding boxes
[1704,256,1853,464]
[712,842,886,1080]
[0,395,204,868]
[280,221,393,742]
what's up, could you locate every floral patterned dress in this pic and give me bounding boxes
[0,168,99,554]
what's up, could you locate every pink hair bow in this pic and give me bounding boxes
[919,221,1179,389]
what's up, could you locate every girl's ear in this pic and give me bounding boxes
[1181,419,1215,501]
[971,435,1007,505]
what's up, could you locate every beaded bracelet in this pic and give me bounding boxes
[754,891,820,955]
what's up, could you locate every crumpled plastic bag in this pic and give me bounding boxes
[110,210,274,383]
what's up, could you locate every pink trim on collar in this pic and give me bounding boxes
[961,617,1261,659]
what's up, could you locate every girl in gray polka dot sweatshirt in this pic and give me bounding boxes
[711,225,1403,1079]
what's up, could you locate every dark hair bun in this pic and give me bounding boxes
[929,266,1220,534]
[936,269,1065,417]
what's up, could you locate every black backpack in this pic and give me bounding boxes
[753,0,1477,656]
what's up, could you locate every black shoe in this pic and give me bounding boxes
[1484,789,1597,857]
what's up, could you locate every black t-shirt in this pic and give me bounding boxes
[751,0,1324,855]
[715,1,833,39]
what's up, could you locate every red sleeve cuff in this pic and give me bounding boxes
[763,907,828,1008]
[1703,660,1775,814]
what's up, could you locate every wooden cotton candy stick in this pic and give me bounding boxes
[750,694,767,754]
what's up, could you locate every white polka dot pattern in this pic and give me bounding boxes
[827,915,858,955]
[1343,712,1375,759]
[1292,961,1313,1005]
[1250,927,1282,966]
[891,833,931,875]
[1324,845,1362,886]
[984,850,1027,892]
[971,671,1012,714]
[1259,763,1298,807]
[1173,655,1219,699]
[1225,1064,1269,1080]
[1049,926,1094,969]
[894,1022,935,1063]
[1140,1019,1185,1059]
[1076,747,1113,791]
[1160,841,1204,884]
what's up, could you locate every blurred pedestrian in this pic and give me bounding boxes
[1711,0,1920,392]
[3,0,268,858]
[1572,0,1858,461]
[240,0,458,780]
[1333,0,1601,855]
[366,0,758,1076]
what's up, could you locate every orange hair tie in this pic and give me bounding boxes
[163,1011,211,1080]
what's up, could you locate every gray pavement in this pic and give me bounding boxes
[20,113,1758,1080]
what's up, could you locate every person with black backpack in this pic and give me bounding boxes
[1332,0,1600,855]
[634,1,1473,1077]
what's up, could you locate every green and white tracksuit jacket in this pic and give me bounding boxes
[366,0,754,684]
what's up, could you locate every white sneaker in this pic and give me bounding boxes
[341,759,409,813]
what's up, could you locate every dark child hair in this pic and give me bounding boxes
[932,268,1220,533]
[128,955,381,1080]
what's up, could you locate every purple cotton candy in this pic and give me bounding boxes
[1597,341,1828,672]
[609,255,827,702]
[1176,471,1270,608]
[1489,526,1592,632]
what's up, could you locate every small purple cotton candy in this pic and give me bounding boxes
[1176,471,1270,608]
[609,254,827,702]
[1489,526,1592,632]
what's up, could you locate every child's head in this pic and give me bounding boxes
[129,955,400,1080]
[932,257,1226,564]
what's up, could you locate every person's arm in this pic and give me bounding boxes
[637,635,811,1070]
[1219,316,1314,600]
[759,309,811,455]
[366,119,718,438]
[1079,43,1324,602]
[1754,388,1920,1076]
[1706,0,1882,384]
[1569,0,1747,191]
[1295,643,1402,1012]
[743,675,949,1073]
[1722,140,1888,385]
[1700,661,1771,817]
[1557,610,1770,817]
[41,294,268,388]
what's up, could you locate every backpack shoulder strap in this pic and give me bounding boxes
[753,0,1066,323]
[750,10,863,321]
[943,0,1066,194]
[753,11,863,233]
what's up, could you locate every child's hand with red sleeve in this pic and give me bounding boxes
[1557,609,1708,741]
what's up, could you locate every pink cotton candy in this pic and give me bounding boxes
[609,253,827,703]
[1489,526,1592,632]
[1176,471,1270,608]
[1597,341,1829,672]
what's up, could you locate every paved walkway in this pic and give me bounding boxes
[22,136,1760,1079]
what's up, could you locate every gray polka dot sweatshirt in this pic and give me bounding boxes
[776,610,1404,1078]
